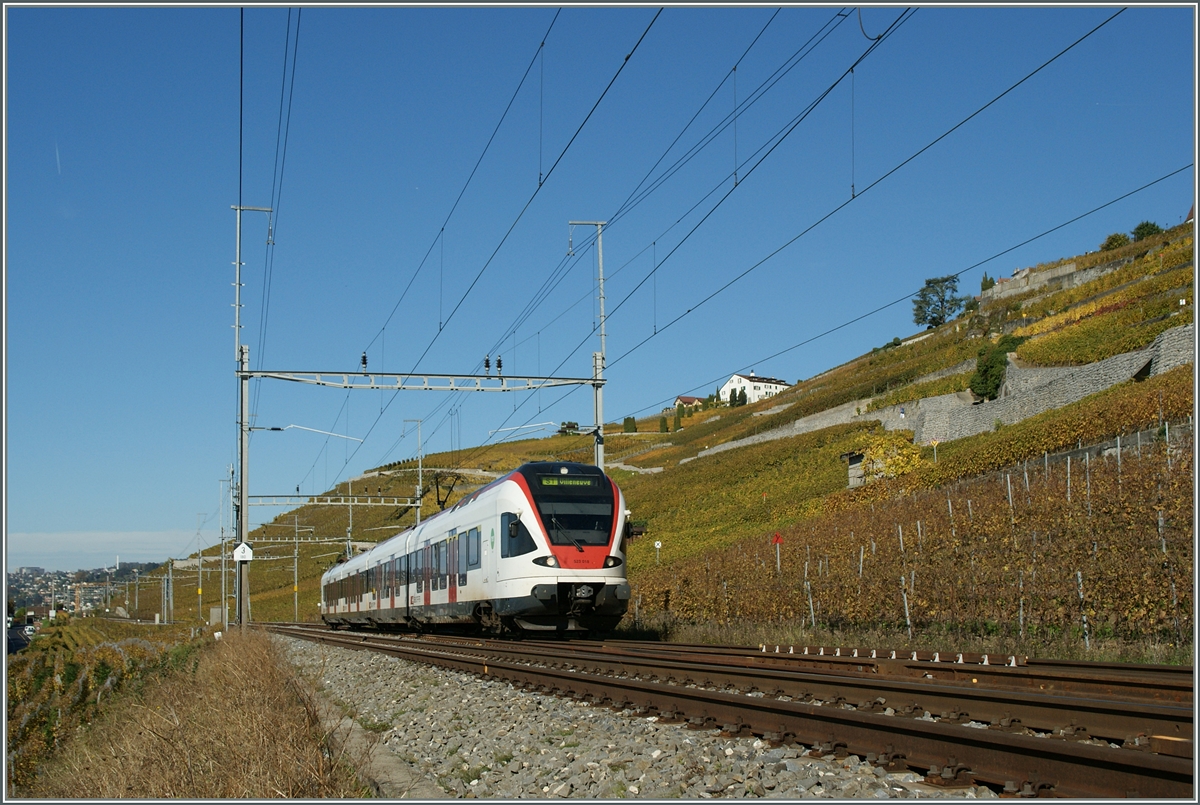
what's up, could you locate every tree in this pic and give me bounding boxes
[737,388,748,406]
[1132,221,1163,241]
[622,416,637,433]
[658,416,669,433]
[980,272,995,293]
[912,275,968,328]
[1101,232,1130,251]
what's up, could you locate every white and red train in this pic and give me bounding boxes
[320,461,631,634]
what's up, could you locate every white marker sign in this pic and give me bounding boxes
[233,542,254,562]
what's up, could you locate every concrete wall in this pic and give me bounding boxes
[979,256,1134,302]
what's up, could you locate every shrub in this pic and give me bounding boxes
[623,417,637,433]
[969,334,1025,401]
[658,416,668,433]
[1101,232,1131,251]
[1132,221,1163,241]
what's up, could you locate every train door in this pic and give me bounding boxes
[447,530,458,604]
[388,555,395,611]
[422,544,432,607]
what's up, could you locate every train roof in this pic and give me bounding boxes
[322,461,612,581]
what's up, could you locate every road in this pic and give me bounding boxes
[6,625,31,654]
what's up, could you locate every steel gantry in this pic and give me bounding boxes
[249,370,598,393]
[233,366,605,626]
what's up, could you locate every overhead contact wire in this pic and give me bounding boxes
[331,9,663,485]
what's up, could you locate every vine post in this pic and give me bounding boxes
[1076,570,1090,650]
[1018,570,1025,640]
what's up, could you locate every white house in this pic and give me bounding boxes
[720,371,789,405]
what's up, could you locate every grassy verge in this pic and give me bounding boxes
[14,629,366,798]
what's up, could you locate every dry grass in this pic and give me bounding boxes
[21,629,367,798]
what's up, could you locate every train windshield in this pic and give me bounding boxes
[525,467,614,548]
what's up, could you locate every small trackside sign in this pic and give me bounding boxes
[233,542,253,562]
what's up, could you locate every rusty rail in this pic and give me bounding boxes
[267,625,1193,798]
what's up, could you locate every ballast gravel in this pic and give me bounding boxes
[279,636,1000,799]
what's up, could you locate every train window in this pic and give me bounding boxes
[500,512,536,557]
[415,549,424,593]
[537,501,614,547]
[438,541,448,588]
[467,527,481,569]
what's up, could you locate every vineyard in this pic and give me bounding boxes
[628,429,1192,644]
[6,619,203,790]
[621,364,1194,645]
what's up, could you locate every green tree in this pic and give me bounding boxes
[673,406,682,431]
[1132,221,1163,241]
[969,334,1026,401]
[912,275,968,328]
[1101,232,1130,251]
[980,272,995,292]
[737,388,748,406]
[658,416,668,433]
[622,416,637,433]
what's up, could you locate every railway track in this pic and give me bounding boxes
[266,624,1193,798]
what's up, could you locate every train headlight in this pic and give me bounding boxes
[532,555,559,568]
[575,584,594,599]
[603,556,623,568]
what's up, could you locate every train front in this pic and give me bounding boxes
[502,462,631,632]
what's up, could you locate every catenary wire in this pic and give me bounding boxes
[375,7,901,471]
[433,9,1147,471]
[601,6,1122,371]
[252,8,302,424]
[490,8,852,364]
[360,8,563,357]
[318,9,663,488]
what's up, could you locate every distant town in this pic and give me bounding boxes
[6,563,159,621]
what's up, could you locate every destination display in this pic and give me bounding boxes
[538,475,597,488]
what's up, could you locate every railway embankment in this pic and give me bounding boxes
[280,634,1000,799]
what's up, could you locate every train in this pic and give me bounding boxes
[320,461,631,634]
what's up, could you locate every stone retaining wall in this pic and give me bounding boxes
[688,324,1192,460]
[915,324,1193,444]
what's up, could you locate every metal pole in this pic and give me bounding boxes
[238,343,249,628]
[220,531,226,629]
[406,419,423,525]
[232,205,269,628]
[167,561,173,623]
[571,221,607,470]
[294,516,299,622]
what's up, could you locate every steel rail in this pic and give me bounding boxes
[369,631,1191,744]
[584,639,1193,704]
[268,625,1192,798]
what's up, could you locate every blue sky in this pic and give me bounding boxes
[5,5,1195,571]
